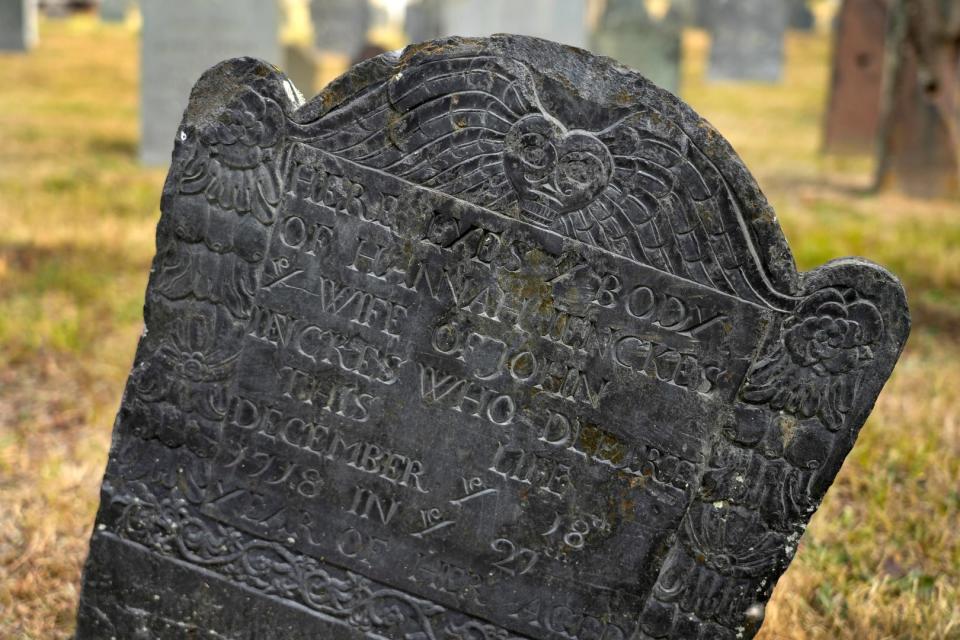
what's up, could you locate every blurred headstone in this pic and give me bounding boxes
[691,0,714,28]
[404,0,587,48]
[404,0,443,42]
[876,0,960,197]
[99,0,132,22]
[39,0,69,17]
[0,0,37,51]
[789,0,815,31]
[75,36,910,640]
[139,0,283,165]
[823,0,888,154]
[591,0,683,94]
[708,0,787,82]
[309,0,370,60]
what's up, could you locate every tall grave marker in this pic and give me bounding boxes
[591,0,683,95]
[76,36,910,639]
[789,0,815,31]
[0,0,37,51]
[99,0,133,23]
[140,0,281,165]
[708,0,788,82]
[405,0,587,48]
[310,0,371,62]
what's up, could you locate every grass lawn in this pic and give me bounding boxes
[0,17,958,640]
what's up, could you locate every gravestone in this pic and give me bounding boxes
[405,0,443,43]
[139,0,281,165]
[591,0,683,95]
[310,0,371,61]
[0,0,37,51]
[99,0,132,23]
[823,0,888,155]
[75,36,910,640]
[405,0,587,48]
[789,0,815,31]
[708,0,788,82]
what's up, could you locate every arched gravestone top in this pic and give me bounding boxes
[76,36,910,640]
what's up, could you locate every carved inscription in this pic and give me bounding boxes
[194,146,773,640]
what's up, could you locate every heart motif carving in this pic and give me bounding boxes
[503,114,613,226]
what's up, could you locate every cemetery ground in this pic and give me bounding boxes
[0,18,957,640]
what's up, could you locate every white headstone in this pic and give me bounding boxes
[0,0,37,51]
[708,0,787,83]
[309,0,371,59]
[100,0,132,23]
[406,0,587,49]
[140,0,282,165]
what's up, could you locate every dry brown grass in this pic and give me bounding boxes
[0,18,957,640]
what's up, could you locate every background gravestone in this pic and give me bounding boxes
[309,0,371,61]
[99,0,133,23]
[823,0,888,154]
[139,0,281,166]
[75,35,910,640]
[591,0,684,95]
[0,0,37,51]
[789,0,815,31]
[708,0,788,82]
[405,0,587,48]
[404,0,444,44]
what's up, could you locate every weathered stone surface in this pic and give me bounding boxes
[76,36,910,640]
[823,0,888,155]
[139,0,281,165]
[591,0,683,95]
[0,0,37,51]
[404,0,587,48]
[708,0,787,82]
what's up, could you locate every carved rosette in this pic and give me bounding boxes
[742,286,884,430]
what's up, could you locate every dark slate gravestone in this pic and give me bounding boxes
[75,36,910,640]
[708,0,788,83]
[823,0,888,155]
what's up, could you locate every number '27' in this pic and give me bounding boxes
[490,538,539,576]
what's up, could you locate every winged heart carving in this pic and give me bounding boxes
[288,50,799,310]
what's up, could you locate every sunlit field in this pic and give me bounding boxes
[1,17,958,640]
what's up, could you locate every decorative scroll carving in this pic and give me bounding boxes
[108,482,526,640]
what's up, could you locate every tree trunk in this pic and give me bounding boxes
[875,0,960,197]
[823,0,888,155]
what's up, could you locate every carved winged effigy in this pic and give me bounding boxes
[76,36,910,640]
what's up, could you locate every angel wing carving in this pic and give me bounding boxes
[290,49,794,311]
